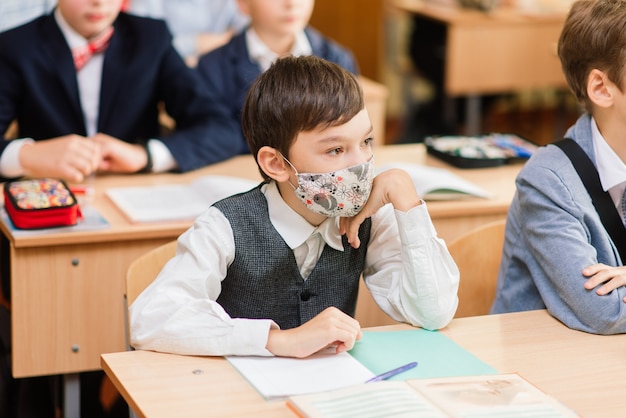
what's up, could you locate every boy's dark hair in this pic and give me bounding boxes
[242,55,364,181]
[558,0,626,113]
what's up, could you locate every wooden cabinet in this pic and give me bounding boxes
[310,0,384,81]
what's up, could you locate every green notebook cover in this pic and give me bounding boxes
[349,329,497,380]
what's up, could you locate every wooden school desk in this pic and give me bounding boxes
[101,310,625,418]
[0,143,521,413]
[393,0,569,134]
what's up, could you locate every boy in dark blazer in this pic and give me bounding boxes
[196,0,358,155]
[0,0,240,184]
[0,0,240,416]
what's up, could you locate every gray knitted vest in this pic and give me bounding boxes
[214,185,371,329]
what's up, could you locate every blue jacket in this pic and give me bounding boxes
[0,11,241,175]
[195,27,358,154]
[491,114,626,334]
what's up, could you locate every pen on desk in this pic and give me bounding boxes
[365,361,418,383]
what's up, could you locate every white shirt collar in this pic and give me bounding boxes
[590,117,626,191]
[55,8,89,49]
[262,181,344,251]
[245,28,312,72]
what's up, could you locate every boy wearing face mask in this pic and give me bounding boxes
[129,56,460,358]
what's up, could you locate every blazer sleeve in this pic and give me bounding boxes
[512,155,626,334]
[155,45,243,171]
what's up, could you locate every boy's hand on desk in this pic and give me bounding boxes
[19,134,101,183]
[92,133,148,173]
[266,307,362,358]
[340,168,422,248]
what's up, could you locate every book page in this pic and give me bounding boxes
[105,175,258,223]
[287,381,446,418]
[226,351,375,400]
[377,163,491,200]
[407,374,580,417]
[287,374,579,418]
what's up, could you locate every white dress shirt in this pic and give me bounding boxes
[590,117,626,220]
[130,181,460,356]
[245,27,312,72]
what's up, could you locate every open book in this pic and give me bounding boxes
[105,175,259,223]
[226,329,498,401]
[287,373,579,418]
[377,162,491,200]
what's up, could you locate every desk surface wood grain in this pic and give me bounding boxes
[102,310,625,418]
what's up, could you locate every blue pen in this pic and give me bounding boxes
[365,361,418,383]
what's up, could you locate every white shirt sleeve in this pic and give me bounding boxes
[363,203,460,330]
[0,138,33,178]
[147,138,178,172]
[129,206,276,356]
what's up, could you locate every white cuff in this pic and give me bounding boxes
[0,138,34,178]
[147,139,178,173]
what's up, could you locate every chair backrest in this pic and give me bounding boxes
[447,220,506,318]
[126,240,178,306]
[124,240,177,350]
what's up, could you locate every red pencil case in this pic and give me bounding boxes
[3,178,82,229]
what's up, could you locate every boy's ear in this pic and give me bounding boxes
[257,146,291,182]
[587,69,614,108]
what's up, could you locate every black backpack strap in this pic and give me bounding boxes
[553,138,626,262]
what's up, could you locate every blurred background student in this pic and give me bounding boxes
[0,0,239,415]
[0,0,56,32]
[196,0,359,155]
[128,0,249,66]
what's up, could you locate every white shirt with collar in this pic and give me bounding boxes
[590,117,626,220]
[129,180,460,356]
[0,9,176,177]
[245,27,312,72]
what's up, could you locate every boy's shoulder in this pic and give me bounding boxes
[304,26,357,73]
[0,13,47,41]
[115,12,169,35]
[197,30,247,64]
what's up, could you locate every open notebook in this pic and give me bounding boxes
[377,162,492,200]
[105,175,259,223]
[287,373,579,418]
[226,329,497,401]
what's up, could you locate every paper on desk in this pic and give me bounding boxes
[226,351,375,400]
[349,329,498,380]
[106,175,259,223]
[378,162,492,200]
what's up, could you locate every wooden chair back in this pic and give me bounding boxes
[124,240,177,351]
[126,240,177,307]
[447,220,506,318]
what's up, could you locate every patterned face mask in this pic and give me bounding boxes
[283,155,375,217]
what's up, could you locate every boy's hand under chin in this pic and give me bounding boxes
[265,307,362,358]
[340,168,422,248]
